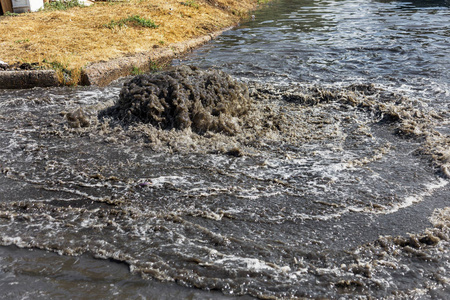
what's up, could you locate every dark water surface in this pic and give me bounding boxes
[1,0,450,299]
[178,0,450,106]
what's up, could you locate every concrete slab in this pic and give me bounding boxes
[0,70,59,89]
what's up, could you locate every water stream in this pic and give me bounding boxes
[1,0,449,299]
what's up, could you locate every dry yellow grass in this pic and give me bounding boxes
[0,0,263,81]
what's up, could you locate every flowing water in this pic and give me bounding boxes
[1,0,450,299]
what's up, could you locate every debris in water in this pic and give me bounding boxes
[100,65,251,135]
[66,108,90,128]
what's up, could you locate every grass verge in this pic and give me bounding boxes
[42,0,85,11]
[0,0,269,86]
[104,15,158,29]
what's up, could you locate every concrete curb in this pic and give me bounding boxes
[0,70,59,89]
[81,28,231,87]
[0,27,232,89]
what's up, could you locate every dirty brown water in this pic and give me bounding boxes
[1,0,450,299]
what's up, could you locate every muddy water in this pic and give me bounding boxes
[1,0,450,299]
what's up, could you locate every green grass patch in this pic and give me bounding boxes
[131,66,144,75]
[41,0,85,11]
[15,39,30,44]
[181,1,199,9]
[104,15,159,29]
[42,59,67,71]
[149,60,163,72]
[41,59,80,86]
[4,11,20,16]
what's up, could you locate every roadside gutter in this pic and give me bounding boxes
[0,27,232,89]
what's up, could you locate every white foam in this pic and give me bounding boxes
[213,255,291,273]
[380,178,449,214]
[149,175,190,188]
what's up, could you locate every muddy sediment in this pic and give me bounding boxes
[96,76,450,178]
[272,83,450,178]
[339,207,450,298]
[0,71,449,299]
[100,65,251,135]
